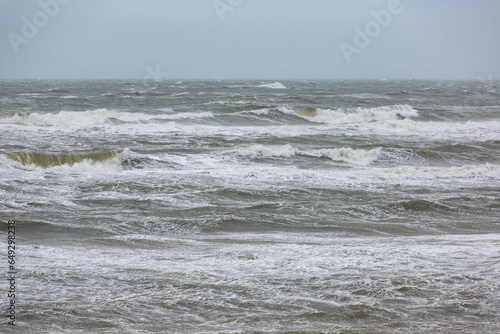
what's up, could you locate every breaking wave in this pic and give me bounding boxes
[0,149,133,171]
[231,144,381,165]
[0,109,212,131]
[342,119,500,136]
[257,82,287,89]
[213,163,500,183]
[246,105,418,124]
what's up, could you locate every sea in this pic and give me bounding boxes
[1,79,499,333]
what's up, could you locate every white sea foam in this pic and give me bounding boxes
[48,156,124,172]
[0,148,132,172]
[233,144,298,158]
[278,105,418,124]
[356,163,500,180]
[231,145,381,165]
[345,93,392,100]
[304,147,381,165]
[0,109,212,132]
[99,118,498,141]
[1,107,497,142]
[258,82,286,89]
[244,105,418,124]
[156,108,174,113]
[240,105,499,140]
[161,111,213,120]
[210,162,500,184]
[340,119,500,138]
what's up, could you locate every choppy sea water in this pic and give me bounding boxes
[1,79,500,333]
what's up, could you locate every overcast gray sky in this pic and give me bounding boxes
[1,0,499,80]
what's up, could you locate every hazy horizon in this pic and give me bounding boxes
[1,0,499,80]
[1,77,498,82]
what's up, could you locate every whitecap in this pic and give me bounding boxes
[231,144,381,166]
[258,82,286,89]
[0,109,212,132]
[0,148,133,172]
[278,105,418,124]
[243,105,418,125]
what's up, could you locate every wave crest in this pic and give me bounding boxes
[231,144,381,165]
[244,105,418,124]
[277,105,418,124]
[0,109,212,131]
[257,82,286,89]
[1,149,132,171]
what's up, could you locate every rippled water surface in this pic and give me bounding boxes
[1,79,500,333]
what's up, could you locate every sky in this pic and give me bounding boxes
[0,0,499,80]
